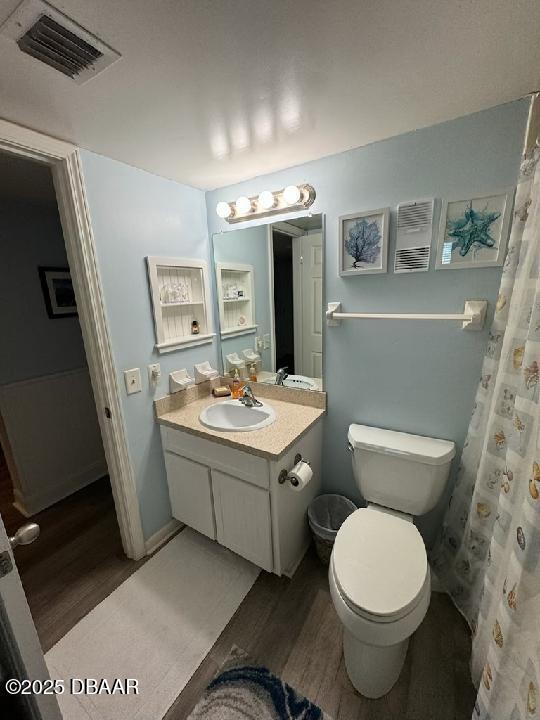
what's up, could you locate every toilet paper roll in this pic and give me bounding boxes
[288,460,312,491]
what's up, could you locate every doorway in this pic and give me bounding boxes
[0,151,140,650]
[272,231,295,372]
[271,216,323,387]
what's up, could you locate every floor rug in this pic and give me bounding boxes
[187,646,332,720]
[46,528,259,720]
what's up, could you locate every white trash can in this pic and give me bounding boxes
[308,494,357,565]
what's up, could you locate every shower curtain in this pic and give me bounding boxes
[432,147,540,720]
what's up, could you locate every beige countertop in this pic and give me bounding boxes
[156,394,325,460]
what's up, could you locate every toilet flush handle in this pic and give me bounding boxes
[347,441,354,453]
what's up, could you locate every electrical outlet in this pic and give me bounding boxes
[263,334,271,349]
[148,363,161,385]
[124,368,142,395]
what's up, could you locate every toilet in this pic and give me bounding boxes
[329,424,455,699]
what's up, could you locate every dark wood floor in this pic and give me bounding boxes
[1,452,476,717]
[166,547,477,720]
[0,455,145,652]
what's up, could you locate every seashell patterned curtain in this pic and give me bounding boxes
[431,146,540,720]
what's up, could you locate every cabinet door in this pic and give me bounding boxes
[212,470,273,572]
[164,451,215,539]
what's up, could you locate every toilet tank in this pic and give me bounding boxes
[348,424,455,516]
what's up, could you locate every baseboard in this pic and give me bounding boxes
[14,462,107,516]
[283,539,311,579]
[145,518,184,555]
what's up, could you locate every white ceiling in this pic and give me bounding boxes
[0,0,539,190]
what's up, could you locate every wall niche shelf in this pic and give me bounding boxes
[216,262,256,339]
[220,324,258,338]
[147,256,215,353]
[160,300,205,308]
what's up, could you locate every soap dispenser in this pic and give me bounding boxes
[231,370,241,399]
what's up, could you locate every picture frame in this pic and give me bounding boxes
[339,208,390,276]
[38,266,77,319]
[435,191,514,270]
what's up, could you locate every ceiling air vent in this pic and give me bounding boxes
[1,0,120,84]
[393,199,435,273]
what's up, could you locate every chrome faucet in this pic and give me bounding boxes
[275,367,289,385]
[239,385,263,407]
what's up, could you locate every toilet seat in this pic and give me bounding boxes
[332,507,428,622]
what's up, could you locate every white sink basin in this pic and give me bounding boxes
[199,399,276,432]
[262,374,317,391]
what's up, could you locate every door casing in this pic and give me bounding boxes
[0,118,145,561]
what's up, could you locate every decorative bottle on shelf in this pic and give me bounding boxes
[191,320,200,335]
[249,363,257,382]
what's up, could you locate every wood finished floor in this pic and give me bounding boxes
[166,546,477,720]
[1,453,476,717]
[0,458,145,652]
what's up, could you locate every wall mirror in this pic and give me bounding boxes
[211,213,324,391]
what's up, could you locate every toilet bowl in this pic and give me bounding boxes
[329,506,431,698]
[329,424,455,698]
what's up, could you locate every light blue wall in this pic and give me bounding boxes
[206,100,529,546]
[80,151,215,540]
[213,225,272,372]
[0,199,86,384]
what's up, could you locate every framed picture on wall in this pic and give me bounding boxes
[38,266,77,318]
[339,208,390,276]
[435,191,514,270]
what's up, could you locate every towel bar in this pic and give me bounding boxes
[326,300,487,330]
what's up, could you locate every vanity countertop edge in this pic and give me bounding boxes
[155,394,325,460]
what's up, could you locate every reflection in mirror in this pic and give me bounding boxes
[212,214,323,391]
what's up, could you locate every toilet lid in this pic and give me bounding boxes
[333,508,427,619]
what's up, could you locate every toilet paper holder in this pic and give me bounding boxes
[278,453,311,485]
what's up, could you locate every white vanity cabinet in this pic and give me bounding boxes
[160,420,323,576]
[163,452,215,539]
[212,470,273,571]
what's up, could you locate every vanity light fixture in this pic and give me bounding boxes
[216,201,234,219]
[283,184,302,205]
[235,195,253,215]
[258,190,276,211]
[216,183,316,223]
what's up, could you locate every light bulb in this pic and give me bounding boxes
[235,196,252,215]
[258,190,276,210]
[216,201,233,219]
[283,184,302,205]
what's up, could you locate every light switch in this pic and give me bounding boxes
[148,363,161,385]
[263,334,271,349]
[256,336,264,351]
[124,368,142,395]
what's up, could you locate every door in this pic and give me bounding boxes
[294,233,323,378]
[0,513,62,720]
[212,470,273,572]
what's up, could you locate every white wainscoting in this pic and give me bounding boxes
[0,368,107,516]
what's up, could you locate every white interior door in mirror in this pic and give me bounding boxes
[295,232,323,379]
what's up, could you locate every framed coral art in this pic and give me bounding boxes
[339,208,390,276]
[435,191,514,270]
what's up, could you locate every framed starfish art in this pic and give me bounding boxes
[435,191,514,270]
